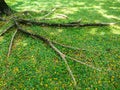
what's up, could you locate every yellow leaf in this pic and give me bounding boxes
[0,36,3,42]
[13,67,19,73]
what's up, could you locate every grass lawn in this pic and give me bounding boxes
[0,0,120,89]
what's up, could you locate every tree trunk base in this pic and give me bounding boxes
[0,0,12,15]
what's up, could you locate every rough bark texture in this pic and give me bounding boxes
[0,0,12,15]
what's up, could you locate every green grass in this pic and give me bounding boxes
[0,0,120,89]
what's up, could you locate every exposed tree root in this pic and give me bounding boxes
[17,19,117,27]
[67,56,101,71]
[0,17,118,87]
[17,27,100,86]
[49,42,77,86]
[18,28,77,86]
[7,29,17,57]
[0,23,15,36]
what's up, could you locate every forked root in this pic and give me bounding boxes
[1,17,116,87]
[17,26,101,87]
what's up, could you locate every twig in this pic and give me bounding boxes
[17,27,77,86]
[41,7,57,19]
[7,29,18,57]
[0,24,15,36]
[17,27,102,86]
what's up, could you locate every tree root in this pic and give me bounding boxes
[0,23,15,36]
[0,17,118,87]
[49,42,77,86]
[17,19,117,27]
[7,29,18,57]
